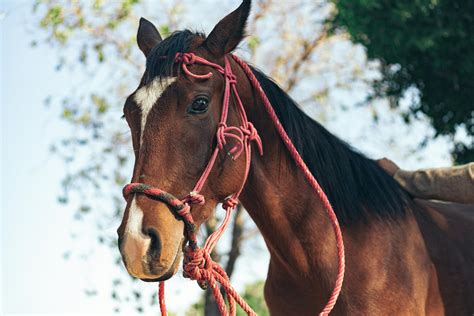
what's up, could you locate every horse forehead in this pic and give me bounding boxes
[133,77,177,144]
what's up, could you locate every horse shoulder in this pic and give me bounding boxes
[413,199,474,315]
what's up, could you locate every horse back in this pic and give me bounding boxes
[413,199,474,315]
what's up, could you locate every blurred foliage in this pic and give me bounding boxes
[237,281,268,316]
[186,280,268,316]
[331,0,474,163]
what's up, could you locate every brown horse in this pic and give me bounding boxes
[117,1,474,315]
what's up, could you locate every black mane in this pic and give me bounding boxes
[251,68,410,225]
[144,30,204,84]
[144,30,410,225]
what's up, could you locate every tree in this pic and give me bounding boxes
[331,0,474,163]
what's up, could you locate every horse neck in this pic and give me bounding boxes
[235,73,339,287]
[231,61,435,314]
[240,153,338,262]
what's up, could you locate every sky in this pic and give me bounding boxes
[1,1,142,315]
[1,1,455,316]
[1,1,122,314]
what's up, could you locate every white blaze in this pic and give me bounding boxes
[133,77,176,144]
[122,197,151,277]
[124,77,176,277]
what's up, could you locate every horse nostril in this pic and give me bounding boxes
[145,227,162,256]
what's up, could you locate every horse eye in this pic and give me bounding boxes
[189,97,209,114]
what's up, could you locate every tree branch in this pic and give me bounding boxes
[284,25,329,92]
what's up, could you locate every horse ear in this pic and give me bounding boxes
[204,0,251,57]
[137,17,162,57]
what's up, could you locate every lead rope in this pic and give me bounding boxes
[232,55,345,315]
[123,52,344,316]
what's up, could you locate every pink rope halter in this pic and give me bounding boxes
[122,52,345,316]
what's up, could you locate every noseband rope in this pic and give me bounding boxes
[123,52,345,316]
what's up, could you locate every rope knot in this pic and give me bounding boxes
[175,52,195,65]
[216,123,228,150]
[241,122,263,155]
[241,122,256,138]
[183,191,205,205]
[223,197,238,210]
[175,52,213,79]
[226,72,237,84]
[183,246,213,289]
